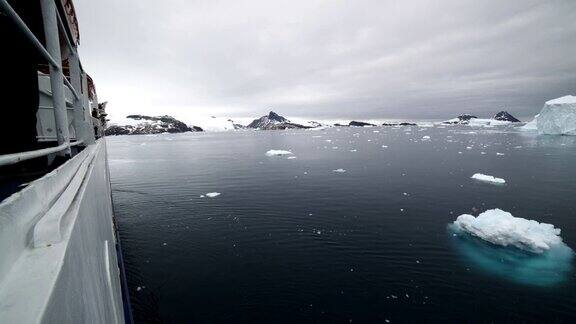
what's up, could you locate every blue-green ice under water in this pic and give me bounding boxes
[449,226,574,287]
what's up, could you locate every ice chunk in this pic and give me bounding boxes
[205,192,221,198]
[333,168,346,173]
[520,114,539,131]
[452,209,564,253]
[471,173,505,184]
[265,150,293,156]
[537,95,576,135]
[450,226,574,286]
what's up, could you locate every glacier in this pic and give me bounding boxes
[451,209,565,254]
[537,95,576,135]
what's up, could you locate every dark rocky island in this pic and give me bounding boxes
[443,111,521,125]
[382,122,417,126]
[105,115,203,136]
[348,121,376,127]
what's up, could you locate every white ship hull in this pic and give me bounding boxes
[0,140,126,323]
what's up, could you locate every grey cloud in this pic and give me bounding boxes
[74,0,576,121]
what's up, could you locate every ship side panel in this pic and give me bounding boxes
[40,141,124,324]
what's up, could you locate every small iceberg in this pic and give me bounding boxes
[451,209,565,254]
[265,149,293,156]
[449,209,574,286]
[332,168,346,173]
[205,192,221,198]
[449,228,574,286]
[471,173,505,184]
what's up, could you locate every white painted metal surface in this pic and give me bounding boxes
[0,140,125,323]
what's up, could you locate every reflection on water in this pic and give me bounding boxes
[535,135,576,148]
[449,226,574,287]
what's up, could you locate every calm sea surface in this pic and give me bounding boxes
[107,125,576,323]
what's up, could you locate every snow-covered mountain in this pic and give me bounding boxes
[105,115,203,135]
[443,114,479,124]
[247,111,313,130]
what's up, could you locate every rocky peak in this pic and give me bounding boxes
[457,114,478,121]
[268,111,287,123]
[493,111,520,122]
[247,111,312,130]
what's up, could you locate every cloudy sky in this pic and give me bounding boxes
[74,0,576,123]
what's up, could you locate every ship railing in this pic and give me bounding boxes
[0,0,96,167]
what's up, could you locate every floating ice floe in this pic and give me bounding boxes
[471,173,505,184]
[452,209,565,253]
[265,150,293,156]
[333,169,346,173]
[537,95,576,135]
[286,156,297,159]
[205,192,221,198]
[468,119,512,127]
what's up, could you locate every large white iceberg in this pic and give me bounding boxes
[452,209,564,253]
[537,95,576,135]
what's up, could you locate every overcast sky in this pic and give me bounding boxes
[74,0,576,123]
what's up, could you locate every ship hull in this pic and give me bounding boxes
[0,140,126,323]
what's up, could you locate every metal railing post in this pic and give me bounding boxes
[40,0,70,155]
[82,73,96,144]
[69,52,85,143]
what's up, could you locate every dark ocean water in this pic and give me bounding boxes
[107,125,576,323]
